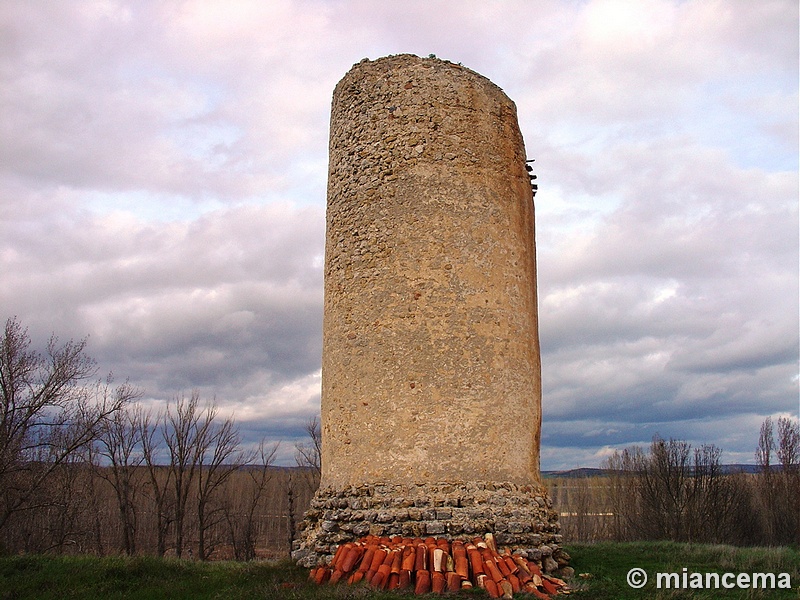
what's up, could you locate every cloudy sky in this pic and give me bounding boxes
[2,0,797,470]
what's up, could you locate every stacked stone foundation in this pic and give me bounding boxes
[293,481,565,573]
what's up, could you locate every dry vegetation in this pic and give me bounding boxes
[548,422,799,546]
[1,461,319,559]
[0,317,319,559]
[2,316,798,562]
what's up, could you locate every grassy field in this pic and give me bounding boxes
[1,542,797,599]
[567,542,799,599]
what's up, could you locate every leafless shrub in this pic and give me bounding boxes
[222,439,279,560]
[0,317,126,545]
[598,436,752,544]
[754,416,800,545]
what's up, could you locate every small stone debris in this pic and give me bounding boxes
[308,533,570,598]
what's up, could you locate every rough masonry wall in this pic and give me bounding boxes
[298,481,563,570]
[321,54,542,489]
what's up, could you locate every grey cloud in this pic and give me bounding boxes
[1,0,796,470]
[541,412,771,468]
[2,200,324,405]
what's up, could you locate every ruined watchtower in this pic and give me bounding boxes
[295,54,562,569]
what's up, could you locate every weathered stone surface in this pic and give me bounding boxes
[320,53,541,488]
[293,481,562,567]
[294,53,562,567]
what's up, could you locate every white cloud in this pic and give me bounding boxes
[0,0,796,468]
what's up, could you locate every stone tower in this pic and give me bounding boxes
[295,54,562,569]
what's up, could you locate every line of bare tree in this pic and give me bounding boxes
[0,317,320,558]
[3,316,798,556]
[549,421,799,546]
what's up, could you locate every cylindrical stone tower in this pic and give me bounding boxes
[295,54,562,570]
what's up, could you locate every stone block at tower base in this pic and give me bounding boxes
[293,481,565,574]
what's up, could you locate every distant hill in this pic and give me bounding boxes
[541,468,609,479]
[541,464,769,479]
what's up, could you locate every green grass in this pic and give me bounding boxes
[567,541,800,599]
[0,543,797,599]
[0,555,415,600]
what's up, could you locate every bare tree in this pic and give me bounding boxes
[776,417,799,475]
[603,446,647,540]
[604,436,748,544]
[285,469,298,554]
[0,317,124,537]
[760,416,800,544]
[164,391,208,558]
[40,442,94,554]
[753,417,777,542]
[223,438,279,560]
[637,436,695,540]
[195,410,244,560]
[688,443,748,544]
[139,409,173,557]
[756,417,775,474]
[294,415,321,493]
[776,417,800,542]
[94,396,144,555]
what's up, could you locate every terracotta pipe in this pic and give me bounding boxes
[414,570,431,595]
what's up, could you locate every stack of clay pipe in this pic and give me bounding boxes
[308,533,568,598]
